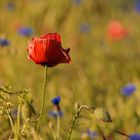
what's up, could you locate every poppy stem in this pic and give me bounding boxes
[66,105,95,140]
[37,66,48,132]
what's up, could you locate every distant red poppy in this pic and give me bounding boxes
[27,33,71,67]
[107,20,128,40]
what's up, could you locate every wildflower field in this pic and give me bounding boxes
[0,0,140,140]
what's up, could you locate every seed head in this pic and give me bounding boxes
[94,108,112,123]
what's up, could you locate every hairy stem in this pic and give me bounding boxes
[66,105,94,140]
[0,88,26,95]
[37,66,48,131]
[96,124,106,140]
[56,113,60,139]
[8,115,18,140]
[50,128,57,140]
[17,105,21,137]
[112,129,129,137]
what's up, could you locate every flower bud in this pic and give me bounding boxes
[94,108,112,123]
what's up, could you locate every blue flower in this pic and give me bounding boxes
[121,84,136,96]
[18,27,33,37]
[87,129,97,139]
[51,96,61,105]
[6,2,15,11]
[129,134,140,140]
[49,96,63,118]
[134,0,140,13]
[81,129,97,139]
[11,108,18,118]
[79,23,90,33]
[0,38,10,47]
[72,0,81,5]
[48,111,63,118]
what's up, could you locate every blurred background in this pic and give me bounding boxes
[0,0,140,139]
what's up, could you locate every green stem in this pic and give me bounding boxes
[0,88,26,95]
[17,105,21,136]
[112,129,129,138]
[96,124,106,140]
[8,115,18,140]
[66,105,94,140]
[50,128,57,140]
[37,66,48,131]
[56,113,60,139]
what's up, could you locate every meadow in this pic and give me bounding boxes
[0,0,140,139]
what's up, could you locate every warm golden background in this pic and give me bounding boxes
[0,0,140,139]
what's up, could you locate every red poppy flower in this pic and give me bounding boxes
[27,33,71,67]
[107,20,128,40]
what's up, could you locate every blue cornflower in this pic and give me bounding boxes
[79,23,90,33]
[6,2,15,11]
[11,108,18,118]
[48,111,63,117]
[81,129,97,140]
[72,0,81,5]
[87,129,97,139]
[121,84,136,96]
[18,27,33,37]
[134,0,140,13]
[129,134,140,140]
[49,96,63,118]
[0,38,10,47]
[51,96,61,105]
